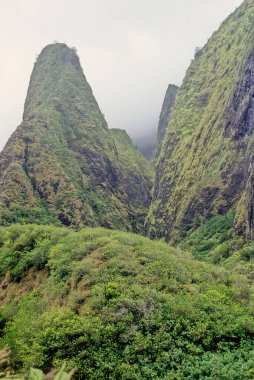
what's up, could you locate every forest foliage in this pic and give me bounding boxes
[0,224,254,379]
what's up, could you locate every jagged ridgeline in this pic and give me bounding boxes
[147,0,254,240]
[0,43,153,231]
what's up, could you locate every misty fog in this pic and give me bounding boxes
[0,0,243,152]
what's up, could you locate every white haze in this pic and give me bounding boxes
[0,0,243,151]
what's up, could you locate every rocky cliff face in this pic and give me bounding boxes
[147,0,254,240]
[0,43,152,231]
[155,84,178,158]
[110,129,154,232]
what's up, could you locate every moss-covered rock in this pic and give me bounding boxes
[0,44,152,232]
[110,129,154,232]
[147,0,254,240]
[155,84,178,158]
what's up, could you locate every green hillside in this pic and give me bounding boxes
[2,1,254,379]
[0,224,254,379]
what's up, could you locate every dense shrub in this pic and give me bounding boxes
[179,210,243,261]
[0,225,254,378]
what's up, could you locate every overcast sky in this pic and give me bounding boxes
[0,0,243,151]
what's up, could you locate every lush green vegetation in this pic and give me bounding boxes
[0,224,254,379]
[1,3,254,380]
[155,84,178,158]
[147,0,254,240]
[0,204,60,227]
[179,210,254,273]
[0,43,153,232]
[0,346,74,380]
[110,129,154,232]
[179,210,237,261]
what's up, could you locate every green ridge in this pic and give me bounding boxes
[147,0,254,240]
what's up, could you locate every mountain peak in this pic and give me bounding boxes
[0,44,153,230]
[36,43,80,67]
[23,43,84,121]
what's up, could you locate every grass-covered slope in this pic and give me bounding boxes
[110,129,154,231]
[147,0,254,240]
[0,225,254,379]
[0,44,152,232]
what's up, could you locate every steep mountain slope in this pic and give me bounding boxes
[155,84,178,157]
[0,43,152,231]
[147,0,254,240]
[1,224,254,379]
[110,129,154,231]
